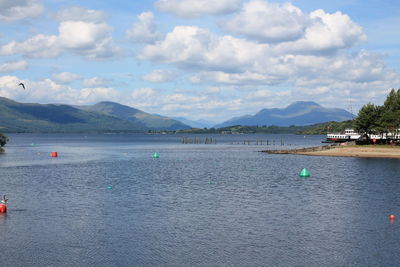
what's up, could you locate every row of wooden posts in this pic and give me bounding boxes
[181,137,289,145]
[181,137,216,144]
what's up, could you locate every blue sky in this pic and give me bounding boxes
[0,0,399,123]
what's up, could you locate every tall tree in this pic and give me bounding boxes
[381,88,400,137]
[354,103,381,139]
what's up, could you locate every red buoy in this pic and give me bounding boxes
[390,214,395,220]
[51,152,58,157]
[0,204,7,213]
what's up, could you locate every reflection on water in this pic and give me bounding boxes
[1,133,400,266]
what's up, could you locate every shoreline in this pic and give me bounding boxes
[293,145,400,158]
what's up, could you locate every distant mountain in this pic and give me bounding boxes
[214,101,354,128]
[0,97,190,133]
[171,117,216,129]
[78,101,190,131]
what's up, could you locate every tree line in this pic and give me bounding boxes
[354,88,400,140]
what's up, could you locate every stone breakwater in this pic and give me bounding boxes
[261,143,342,154]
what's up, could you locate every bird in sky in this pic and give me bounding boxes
[18,83,25,90]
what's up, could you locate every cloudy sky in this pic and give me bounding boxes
[0,0,399,123]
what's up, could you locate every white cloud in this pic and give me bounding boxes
[277,9,366,54]
[0,0,43,22]
[127,86,246,120]
[0,75,120,104]
[154,0,241,18]
[191,71,284,85]
[222,0,366,54]
[138,21,399,116]
[58,21,118,59]
[0,75,22,99]
[130,87,157,99]
[139,26,266,71]
[0,34,60,57]
[0,75,72,102]
[142,69,176,83]
[0,60,28,72]
[0,8,119,60]
[294,86,329,95]
[126,12,162,43]
[129,87,210,112]
[205,86,221,93]
[52,72,82,84]
[55,6,108,23]
[223,0,308,43]
[79,87,120,103]
[245,89,273,100]
[83,77,109,87]
[138,19,383,90]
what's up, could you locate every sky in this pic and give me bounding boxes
[0,0,399,124]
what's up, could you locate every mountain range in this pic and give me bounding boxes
[214,101,354,128]
[0,97,190,133]
[0,97,354,133]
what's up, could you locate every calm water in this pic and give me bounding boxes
[1,133,400,266]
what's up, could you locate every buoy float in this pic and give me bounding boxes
[51,152,58,157]
[107,186,113,190]
[0,204,7,213]
[152,153,159,158]
[390,214,395,220]
[299,168,310,177]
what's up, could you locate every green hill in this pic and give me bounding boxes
[0,97,189,133]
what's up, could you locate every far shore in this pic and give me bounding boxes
[295,145,400,158]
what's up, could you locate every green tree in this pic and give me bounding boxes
[0,132,8,147]
[380,88,400,138]
[354,103,381,139]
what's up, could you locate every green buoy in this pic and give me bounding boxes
[299,168,310,177]
[107,186,113,190]
[152,153,159,158]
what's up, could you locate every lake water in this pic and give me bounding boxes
[1,133,400,266]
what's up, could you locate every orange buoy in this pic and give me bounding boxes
[51,152,58,157]
[0,204,7,213]
[390,214,395,220]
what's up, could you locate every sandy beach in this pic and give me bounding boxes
[296,145,400,158]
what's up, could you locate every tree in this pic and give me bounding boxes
[381,88,400,138]
[0,132,8,147]
[354,103,381,139]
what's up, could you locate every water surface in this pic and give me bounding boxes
[1,134,400,266]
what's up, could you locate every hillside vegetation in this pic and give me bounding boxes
[0,97,190,133]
